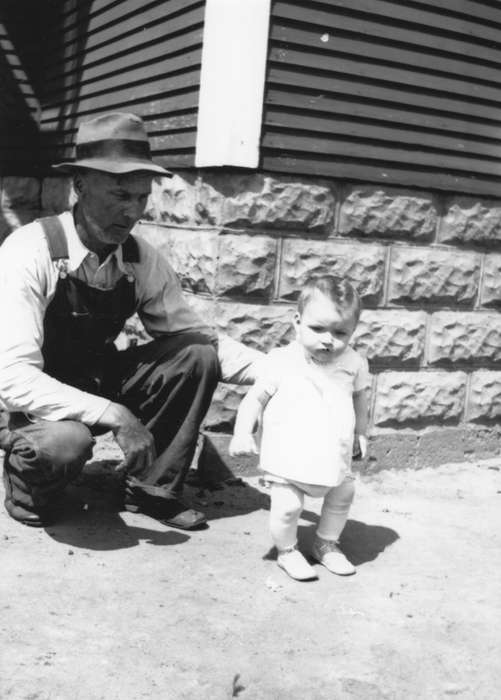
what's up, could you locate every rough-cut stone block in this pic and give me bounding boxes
[200,173,335,231]
[440,197,501,246]
[428,312,501,364]
[467,371,501,422]
[136,221,174,256]
[0,176,40,209]
[216,234,277,299]
[388,247,480,306]
[204,383,248,432]
[352,310,426,364]
[144,174,221,226]
[480,254,501,308]
[138,223,218,294]
[0,209,40,243]
[167,228,218,294]
[214,301,295,352]
[374,371,467,426]
[280,239,386,305]
[339,186,437,241]
[41,176,76,213]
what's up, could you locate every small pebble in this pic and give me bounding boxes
[265,577,283,592]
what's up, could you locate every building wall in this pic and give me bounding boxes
[1,171,500,471]
[0,0,205,176]
[262,0,501,196]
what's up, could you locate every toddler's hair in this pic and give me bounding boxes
[297,275,361,322]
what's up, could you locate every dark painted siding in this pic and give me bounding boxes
[0,0,45,174]
[262,0,501,196]
[38,0,205,172]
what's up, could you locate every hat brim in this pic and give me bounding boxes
[52,158,172,177]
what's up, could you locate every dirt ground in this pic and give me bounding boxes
[1,436,501,700]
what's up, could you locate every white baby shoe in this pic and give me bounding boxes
[277,547,318,581]
[311,536,356,576]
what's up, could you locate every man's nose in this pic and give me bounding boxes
[123,200,145,222]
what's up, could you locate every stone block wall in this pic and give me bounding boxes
[1,172,500,471]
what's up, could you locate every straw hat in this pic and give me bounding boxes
[53,112,172,176]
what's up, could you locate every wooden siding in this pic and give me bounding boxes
[261,0,501,196]
[0,0,45,174]
[36,0,205,172]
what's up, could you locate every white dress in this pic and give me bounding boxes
[256,341,370,488]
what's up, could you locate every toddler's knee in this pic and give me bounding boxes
[279,505,302,523]
[328,478,355,507]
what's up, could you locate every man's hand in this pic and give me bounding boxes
[229,433,259,457]
[98,403,156,474]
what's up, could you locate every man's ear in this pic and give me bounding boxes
[73,173,84,195]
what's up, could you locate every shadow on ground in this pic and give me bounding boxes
[263,509,399,568]
[43,457,270,551]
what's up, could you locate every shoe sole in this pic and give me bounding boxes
[311,554,356,576]
[160,516,208,531]
[277,560,318,581]
[125,503,207,530]
[124,503,140,513]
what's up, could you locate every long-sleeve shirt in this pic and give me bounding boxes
[0,211,262,424]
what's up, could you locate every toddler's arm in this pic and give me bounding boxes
[229,386,269,456]
[353,388,369,459]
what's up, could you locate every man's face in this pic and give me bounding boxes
[76,170,153,250]
[294,290,357,364]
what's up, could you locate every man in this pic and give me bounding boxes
[0,112,261,530]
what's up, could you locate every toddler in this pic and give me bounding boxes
[229,275,369,581]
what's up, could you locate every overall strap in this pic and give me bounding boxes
[122,235,140,263]
[38,216,69,260]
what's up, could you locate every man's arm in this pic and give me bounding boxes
[0,226,111,424]
[216,334,265,385]
[133,237,265,385]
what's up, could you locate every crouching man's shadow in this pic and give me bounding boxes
[45,443,270,551]
[44,460,191,551]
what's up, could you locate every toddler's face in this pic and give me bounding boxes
[294,291,357,363]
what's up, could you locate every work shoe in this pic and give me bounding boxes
[3,469,61,527]
[4,497,61,527]
[277,547,318,581]
[124,491,207,531]
[311,536,356,576]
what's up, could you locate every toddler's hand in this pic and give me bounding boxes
[353,434,368,460]
[229,433,259,457]
[358,435,368,458]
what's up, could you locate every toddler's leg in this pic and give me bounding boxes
[269,482,304,550]
[312,476,356,576]
[269,483,317,581]
[317,475,355,542]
